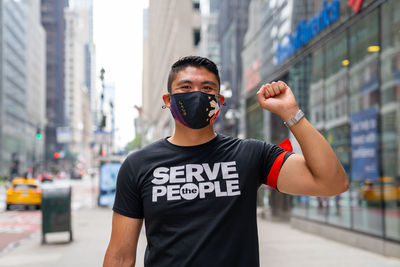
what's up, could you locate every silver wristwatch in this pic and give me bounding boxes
[284,109,304,128]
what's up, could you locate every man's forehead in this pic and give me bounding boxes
[173,66,219,84]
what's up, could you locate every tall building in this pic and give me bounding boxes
[243,0,299,142]
[241,0,263,140]
[69,0,96,125]
[199,0,220,69]
[0,0,45,176]
[142,0,201,143]
[25,0,46,172]
[64,5,93,168]
[0,0,28,176]
[41,0,68,166]
[64,9,85,154]
[217,0,251,137]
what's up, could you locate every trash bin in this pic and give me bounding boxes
[41,185,73,244]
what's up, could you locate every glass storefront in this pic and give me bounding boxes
[349,9,382,236]
[380,0,400,241]
[289,56,311,218]
[288,0,400,242]
[307,47,327,223]
[325,30,352,228]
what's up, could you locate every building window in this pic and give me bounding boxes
[193,29,201,46]
[192,0,200,11]
[349,9,381,237]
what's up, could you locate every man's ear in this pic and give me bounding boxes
[162,93,171,109]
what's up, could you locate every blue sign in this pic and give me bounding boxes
[351,108,379,181]
[276,0,340,64]
[99,162,121,206]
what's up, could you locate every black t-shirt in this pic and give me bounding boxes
[113,134,292,267]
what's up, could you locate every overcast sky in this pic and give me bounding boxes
[93,0,148,149]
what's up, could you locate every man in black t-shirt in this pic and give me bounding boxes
[104,56,349,267]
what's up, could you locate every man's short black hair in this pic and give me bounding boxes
[167,56,220,93]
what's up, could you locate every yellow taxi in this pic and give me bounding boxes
[6,177,42,210]
[359,176,400,205]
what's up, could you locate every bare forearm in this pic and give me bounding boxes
[104,214,142,267]
[103,250,135,267]
[288,117,348,194]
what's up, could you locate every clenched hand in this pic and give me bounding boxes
[256,81,299,122]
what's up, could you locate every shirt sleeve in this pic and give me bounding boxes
[260,143,293,191]
[112,157,144,219]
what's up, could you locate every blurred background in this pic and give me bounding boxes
[0,0,400,265]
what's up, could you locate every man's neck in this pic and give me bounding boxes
[168,122,216,146]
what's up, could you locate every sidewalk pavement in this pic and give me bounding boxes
[0,207,399,267]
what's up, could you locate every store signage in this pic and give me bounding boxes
[348,0,363,13]
[351,108,379,181]
[276,0,340,64]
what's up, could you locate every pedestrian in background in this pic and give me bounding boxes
[103,56,348,266]
[24,166,34,179]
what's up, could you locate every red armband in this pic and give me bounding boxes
[266,151,288,190]
[266,138,293,190]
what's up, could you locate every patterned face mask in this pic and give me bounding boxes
[170,91,224,129]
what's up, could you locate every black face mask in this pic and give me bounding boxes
[170,91,224,129]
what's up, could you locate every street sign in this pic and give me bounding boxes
[56,127,71,143]
[94,130,111,145]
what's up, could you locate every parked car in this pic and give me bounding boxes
[38,172,53,182]
[71,168,83,179]
[55,171,68,179]
[6,177,42,210]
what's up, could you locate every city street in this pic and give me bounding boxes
[0,172,400,267]
[0,175,98,256]
[2,175,400,266]
[0,206,399,267]
[0,210,41,254]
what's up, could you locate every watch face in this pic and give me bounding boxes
[285,110,304,128]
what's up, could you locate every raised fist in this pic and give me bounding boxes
[256,81,299,121]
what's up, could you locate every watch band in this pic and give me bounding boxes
[284,109,304,128]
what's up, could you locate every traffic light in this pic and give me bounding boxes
[53,152,60,159]
[101,150,106,157]
[36,128,42,140]
[100,115,106,128]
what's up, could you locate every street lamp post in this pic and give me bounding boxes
[100,68,105,128]
[109,100,114,154]
[99,68,106,156]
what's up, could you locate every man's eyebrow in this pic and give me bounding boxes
[176,80,193,86]
[176,80,218,87]
[201,81,218,87]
